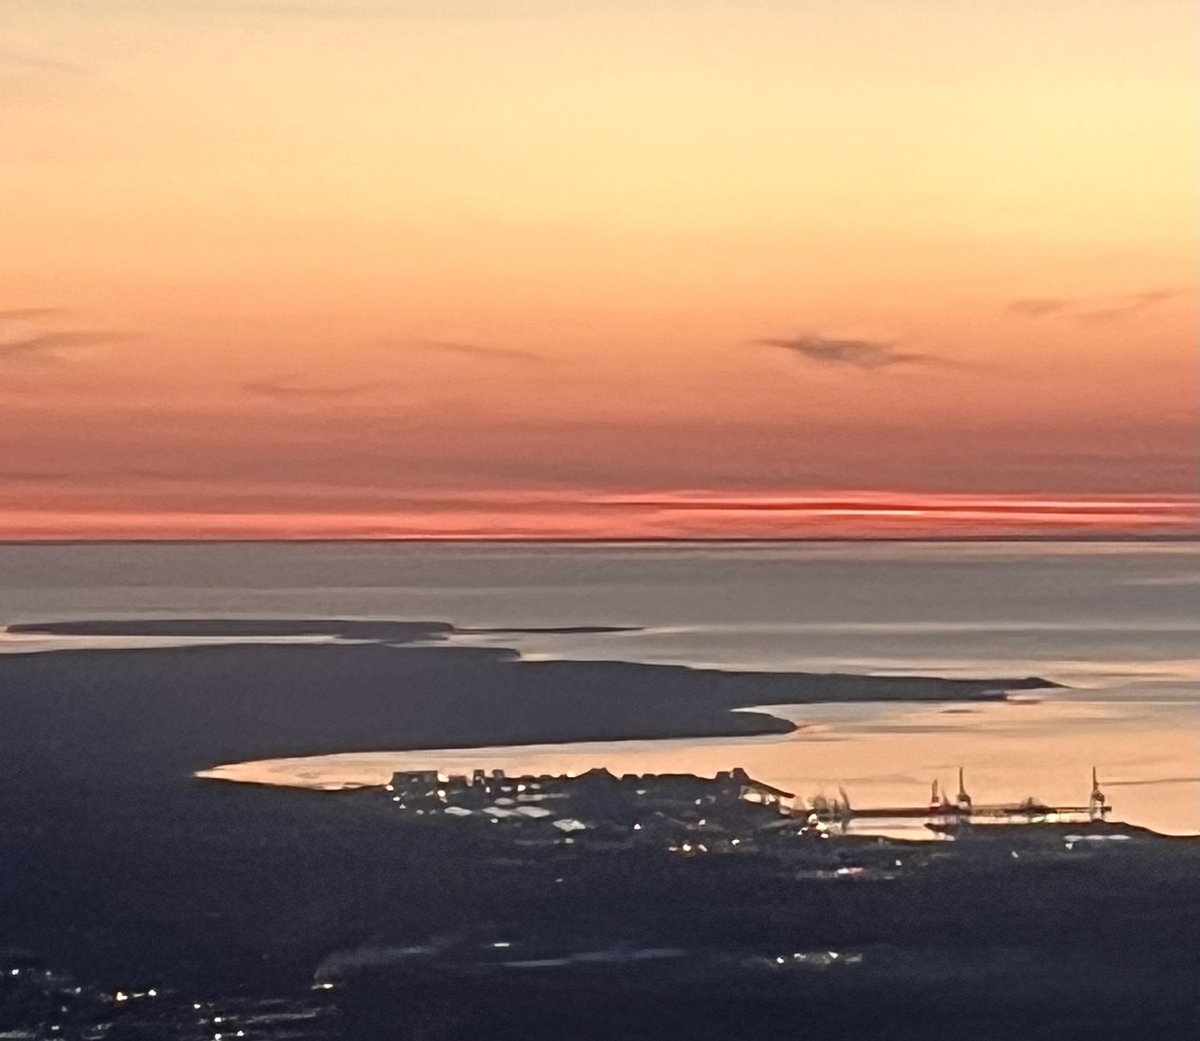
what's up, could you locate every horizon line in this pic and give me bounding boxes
[1,534,1196,547]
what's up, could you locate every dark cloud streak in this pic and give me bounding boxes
[753,333,944,371]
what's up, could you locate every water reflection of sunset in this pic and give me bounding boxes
[202,694,1199,839]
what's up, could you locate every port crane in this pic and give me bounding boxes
[811,768,1112,824]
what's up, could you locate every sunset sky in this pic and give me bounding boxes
[1,0,1196,539]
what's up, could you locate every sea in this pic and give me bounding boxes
[1,540,1196,836]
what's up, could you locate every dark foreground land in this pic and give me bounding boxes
[0,619,1196,1040]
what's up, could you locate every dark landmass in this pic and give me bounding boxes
[330,819,1200,1041]
[1,793,1197,1040]
[455,624,642,634]
[1,618,1194,1039]
[9,618,453,642]
[5,618,1055,766]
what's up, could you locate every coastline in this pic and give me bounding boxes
[2,618,1054,768]
[1,614,1196,1029]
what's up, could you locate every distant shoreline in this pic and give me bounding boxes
[2,618,1056,771]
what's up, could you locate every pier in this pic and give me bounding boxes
[810,767,1113,827]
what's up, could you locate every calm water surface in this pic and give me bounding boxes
[2,541,1196,834]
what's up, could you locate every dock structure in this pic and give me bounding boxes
[379,764,1115,840]
[822,768,1112,825]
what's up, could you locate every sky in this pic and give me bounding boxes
[1,0,1196,539]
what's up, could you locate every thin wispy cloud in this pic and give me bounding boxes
[0,470,74,483]
[1077,289,1187,325]
[402,339,543,364]
[1,466,234,486]
[0,49,84,75]
[1008,288,1187,324]
[114,466,220,483]
[0,330,132,364]
[0,307,66,322]
[1,309,134,366]
[1008,299,1068,318]
[233,1,399,16]
[753,333,943,371]
[207,0,541,20]
[0,48,88,98]
[1104,776,1200,788]
[241,375,399,399]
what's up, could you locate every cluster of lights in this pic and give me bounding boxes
[113,988,157,1003]
[210,1011,248,1038]
[772,950,862,967]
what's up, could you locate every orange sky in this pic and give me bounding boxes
[1,1,1196,539]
